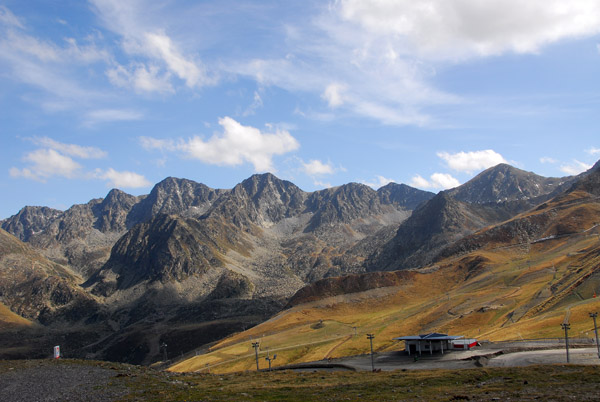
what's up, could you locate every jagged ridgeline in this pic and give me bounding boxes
[1,162,598,365]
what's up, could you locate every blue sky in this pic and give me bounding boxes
[1,0,600,219]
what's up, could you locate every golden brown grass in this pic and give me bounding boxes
[172,196,600,374]
[0,302,32,330]
[172,236,600,373]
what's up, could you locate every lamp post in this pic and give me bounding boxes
[161,342,168,362]
[590,312,600,359]
[366,333,375,372]
[561,323,570,363]
[265,352,277,371]
[252,342,260,371]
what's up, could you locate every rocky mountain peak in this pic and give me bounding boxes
[207,173,306,227]
[1,206,63,242]
[567,159,600,196]
[377,182,435,210]
[236,173,304,201]
[93,189,139,232]
[304,183,381,231]
[446,163,571,204]
[127,177,222,225]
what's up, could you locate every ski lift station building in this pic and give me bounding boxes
[394,333,478,355]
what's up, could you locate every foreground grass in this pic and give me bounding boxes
[123,366,600,401]
[4,359,596,401]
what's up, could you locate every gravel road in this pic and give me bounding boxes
[488,347,600,367]
[0,360,129,402]
[326,342,600,372]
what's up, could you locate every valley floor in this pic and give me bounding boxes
[1,356,599,401]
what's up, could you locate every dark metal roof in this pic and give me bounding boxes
[393,333,464,341]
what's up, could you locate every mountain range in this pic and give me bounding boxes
[1,161,596,364]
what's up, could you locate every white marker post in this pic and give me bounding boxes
[53,345,60,359]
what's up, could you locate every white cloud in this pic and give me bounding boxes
[362,175,395,189]
[410,172,460,190]
[230,8,455,127]
[302,159,335,176]
[84,109,144,126]
[95,168,151,188]
[410,174,431,189]
[91,0,213,92]
[560,160,592,175]
[31,137,107,159]
[437,150,507,173]
[540,156,557,164]
[0,8,111,112]
[243,91,264,116]
[313,180,332,189]
[0,6,23,29]
[106,63,174,93]
[586,147,600,156]
[143,32,206,88]
[142,117,300,172]
[10,137,150,188]
[140,136,174,151]
[1,17,109,65]
[430,173,461,189]
[62,37,111,64]
[232,0,600,126]
[10,149,82,181]
[336,0,600,60]
[322,83,346,108]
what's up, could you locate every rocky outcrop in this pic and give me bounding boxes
[287,270,415,306]
[86,214,249,294]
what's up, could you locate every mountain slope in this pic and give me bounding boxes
[365,192,506,270]
[0,229,98,323]
[85,214,251,296]
[1,164,588,366]
[171,167,600,373]
[366,164,575,271]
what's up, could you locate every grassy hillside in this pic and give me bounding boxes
[171,192,600,374]
[0,302,32,329]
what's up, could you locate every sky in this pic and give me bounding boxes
[1,0,600,219]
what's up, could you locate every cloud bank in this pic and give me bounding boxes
[410,173,460,190]
[437,150,507,173]
[10,137,150,188]
[141,117,300,172]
